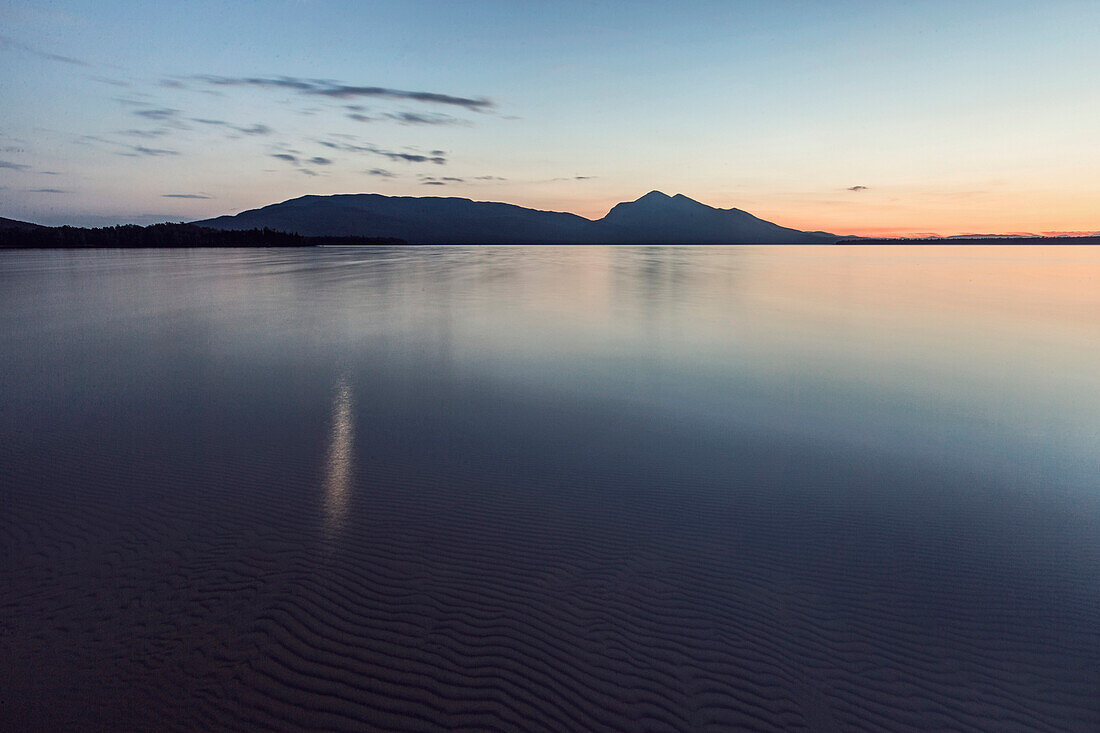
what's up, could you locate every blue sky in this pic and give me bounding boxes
[1,0,1098,234]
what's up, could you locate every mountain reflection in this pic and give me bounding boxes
[323,374,354,538]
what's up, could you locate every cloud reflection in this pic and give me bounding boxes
[323,374,354,538]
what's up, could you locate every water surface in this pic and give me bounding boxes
[2,245,1099,730]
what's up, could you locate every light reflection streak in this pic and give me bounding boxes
[323,374,353,538]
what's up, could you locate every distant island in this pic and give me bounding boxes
[843,235,1100,245]
[5,194,1097,247]
[194,190,834,245]
[0,219,405,249]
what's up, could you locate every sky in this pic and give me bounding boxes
[1,0,1098,235]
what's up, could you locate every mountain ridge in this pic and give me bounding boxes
[195,191,833,244]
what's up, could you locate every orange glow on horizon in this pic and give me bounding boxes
[515,190,1100,239]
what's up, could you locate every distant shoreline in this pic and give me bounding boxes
[0,221,406,249]
[838,235,1100,245]
[4,219,1098,249]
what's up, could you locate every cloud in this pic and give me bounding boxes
[366,168,396,177]
[162,193,211,199]
[385,152,445,164]
[422,181,446,185]
[271,153,298,163]
[0,160,29,171]
[347,113,375,123]
[186,75,493,111]
[121,128,172,138]
[307,156,332,165]
[385,112,461,126]
[318,139,447,165]
[846,185,869,191]
[193,119,273,135]
[237,124,272,135]
[473,175,507,181]
[0,34,90,66]
[27,188,69,193]
[87,75,130,87]
[133,108,181,121]
[129,146,179,156]
[441,177,464,182]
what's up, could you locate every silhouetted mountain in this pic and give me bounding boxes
[195,191,834,244]
[0,217,45,231]
[197,194,594,244]
[594,191,825,244]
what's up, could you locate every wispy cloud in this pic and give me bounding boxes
[348,111,463,126]
[236,124,272,135]
[0,34,90,66]
[271,153,298,163]
[120,128,172,138]
[366,168,396,177]
[318,139,447,165]
[133,107,181,121]
[27,187,69,193]
[192,118,273,135]
[128,146,179,157]
[846,185,869,191]
[87,75,130,87]
[385,152,445,164]
[0,160,30,171]
[185,75,493,111]
[162,193,211,199]
[307,156,332,165]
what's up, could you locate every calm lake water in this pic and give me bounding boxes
[3,245,1099,731]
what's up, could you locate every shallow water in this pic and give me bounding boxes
[2,245,1099,730]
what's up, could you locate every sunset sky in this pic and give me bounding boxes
[2,0,1097,235]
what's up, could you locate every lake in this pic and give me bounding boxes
[2,245,1099,730]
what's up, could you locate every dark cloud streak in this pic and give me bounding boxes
[186,75,493,111]
[129,146,179,157]
[0,34,90,66]
[133,108,181,121]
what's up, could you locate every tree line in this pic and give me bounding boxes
[0,222,406,248]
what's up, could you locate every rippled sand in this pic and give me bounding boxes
[3,247,1099,730]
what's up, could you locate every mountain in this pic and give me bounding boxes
[0,216,45,231]
[593,191,824,244]
[195,191,832,244]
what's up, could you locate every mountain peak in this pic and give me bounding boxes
[195,191,832,244]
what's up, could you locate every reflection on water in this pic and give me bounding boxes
[3,245,1100,729]
[322,374,354,538]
